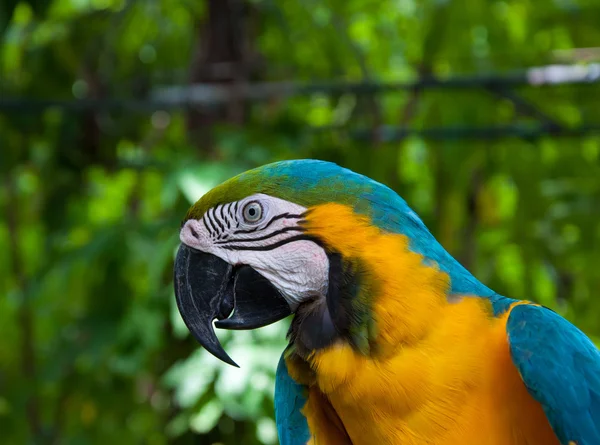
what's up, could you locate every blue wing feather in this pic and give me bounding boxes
[507,304,600,445]
[275,354,311,445]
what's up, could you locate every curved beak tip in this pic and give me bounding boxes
[173,243,291,367]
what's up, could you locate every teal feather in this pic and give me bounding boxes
[196,159,600,444]
[507,304,600,445]
[275,355,311,445]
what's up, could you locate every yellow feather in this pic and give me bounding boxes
[286,203,559,445]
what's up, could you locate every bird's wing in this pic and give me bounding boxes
[274,354,311,445]
[507,303,600,445]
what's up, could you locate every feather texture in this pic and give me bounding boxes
[188,160,600,445]
[507,304,600,445]
[275,354,311,444]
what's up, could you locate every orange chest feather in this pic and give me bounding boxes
[291,299,559,445]
[291,204,559,444]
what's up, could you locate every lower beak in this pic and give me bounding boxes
[173,244,292,367]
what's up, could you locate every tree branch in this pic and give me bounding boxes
[6,176,42,441]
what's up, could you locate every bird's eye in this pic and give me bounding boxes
[242,201,263,223]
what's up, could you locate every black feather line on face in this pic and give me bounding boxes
[202,209,217,236]
[233,225,259,235]
[221,234,320,251]
[212,207,225,233]
[214,226,304,245]
[203,213,215,237]
[233,213,303,235]
[261,213,303,231]
[221,204,229,229]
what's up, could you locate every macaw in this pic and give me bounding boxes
[173,159,600,445]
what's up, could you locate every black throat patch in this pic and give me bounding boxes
[288,252,367,357]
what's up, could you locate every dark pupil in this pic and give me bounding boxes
[248,208,256,216]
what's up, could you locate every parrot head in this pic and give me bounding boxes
[174,159,492,366]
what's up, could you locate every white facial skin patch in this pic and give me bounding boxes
[180,193,329,310]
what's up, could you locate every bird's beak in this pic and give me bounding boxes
[173,244,292,367]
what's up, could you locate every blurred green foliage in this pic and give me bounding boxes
[1,0,600,444]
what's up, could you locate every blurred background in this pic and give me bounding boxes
[1,0,600,443]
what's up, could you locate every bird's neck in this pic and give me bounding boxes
[285,203,539,444]
[291,202,484,360]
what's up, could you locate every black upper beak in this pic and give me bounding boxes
[173,244,292,367]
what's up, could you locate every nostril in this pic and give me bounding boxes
[190,227,199,238]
